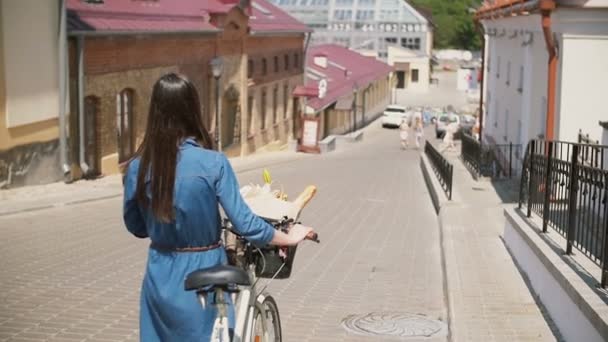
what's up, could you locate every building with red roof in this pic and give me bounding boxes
[0,0,312,187]
[295,44,394,141]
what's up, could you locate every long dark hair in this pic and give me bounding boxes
[134,73,213,223]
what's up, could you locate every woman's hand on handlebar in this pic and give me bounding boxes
[270,223,317,246]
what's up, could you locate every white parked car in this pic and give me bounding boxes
[381,105,409,128]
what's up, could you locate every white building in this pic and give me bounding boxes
[477,0,608,148]
[271,0,433,61]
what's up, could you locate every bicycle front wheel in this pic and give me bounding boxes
[252,295,282,342]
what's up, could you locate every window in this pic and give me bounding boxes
[284,54,290,71]
[248,59,254,78]
[358,0,375,6]
[411,69,419,83]
[116,89,135,162]
[400,37,420,50]
[274,56,279,73]
[385,37,397,44]
[283,84,289,118]
[262,58,267,75]
[272,87,278,124]
[496,56,501,78]
[504,109,509,141]
[333,9,352,20]
[247,95,254,135]
[506,61,511,86]
[294,53,299,69]
[518,66,524,93]
[261,89,267,130]
[356,10,374,20]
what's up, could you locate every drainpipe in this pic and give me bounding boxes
[77,36,90,175]
[298,32,312,141]
[476,21,486,147]
[58,0,71,180]
[540,0,557,141]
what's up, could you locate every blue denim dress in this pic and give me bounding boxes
[123,138,275,341]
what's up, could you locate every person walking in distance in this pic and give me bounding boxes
[443,119,457,152]
[399,119,410,150]
[414,116,424,149]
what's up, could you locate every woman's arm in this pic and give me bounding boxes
[215,155,313,246]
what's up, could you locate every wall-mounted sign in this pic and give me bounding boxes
[318,79,328,99]
[298,116,321,154]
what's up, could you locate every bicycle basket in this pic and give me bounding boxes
[254,245,298,279]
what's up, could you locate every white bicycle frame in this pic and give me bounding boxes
[200,264,273,342]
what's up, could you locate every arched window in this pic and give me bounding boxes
[84,96,100,176]
[248,59,254,78]
[116,89,135,162]
[262,58,268,75]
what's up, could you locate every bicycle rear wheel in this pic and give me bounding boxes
[252,296,282,342]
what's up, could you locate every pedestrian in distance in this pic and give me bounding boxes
[442,120,457,152]
[122,73,315,341]
[399,119,410,150]
[414,116,424,149]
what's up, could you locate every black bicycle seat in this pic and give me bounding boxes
[184,265,251,291]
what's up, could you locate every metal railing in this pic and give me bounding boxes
[519,139,608,287]
[425,141,453,200]
[461,133,523,179]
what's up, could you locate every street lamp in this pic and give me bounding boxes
[210,57,223,151]
[352,82,359,132]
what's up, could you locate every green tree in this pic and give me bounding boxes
[410,0,482,51]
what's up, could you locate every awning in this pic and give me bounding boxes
[334,94,354,111]
[292,85,318,98]
[394,62,410,71]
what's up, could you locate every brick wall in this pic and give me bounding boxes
[69,31,305,176]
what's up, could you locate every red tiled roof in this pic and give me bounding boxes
[249,0,311,33]
[67,0,217,32]
[67,0,308,34]
[304,45,393,111]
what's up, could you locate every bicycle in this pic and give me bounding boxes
[184,183,319,342]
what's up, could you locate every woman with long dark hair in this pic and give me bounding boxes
[123,73,313,341]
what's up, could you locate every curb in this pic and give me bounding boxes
[420,153,451,214]
[420,152,458,342]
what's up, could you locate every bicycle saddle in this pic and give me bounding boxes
[184,265,251,291]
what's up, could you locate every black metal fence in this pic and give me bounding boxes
[425,141,453,200]
[461,134,523,179]
[519,139,608,287]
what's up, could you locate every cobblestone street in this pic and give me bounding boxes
[0,122,447,342]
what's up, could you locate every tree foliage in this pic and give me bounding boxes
[410,0,482,51]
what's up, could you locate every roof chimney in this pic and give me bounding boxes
[313,54,328,69]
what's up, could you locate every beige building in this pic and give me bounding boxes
[299,45,394,141]
[0,0,64,188]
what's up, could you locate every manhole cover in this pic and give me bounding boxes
[341,312,447,338]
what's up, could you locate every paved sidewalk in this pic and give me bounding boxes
[430,139,562,341]
[0,148,311,217]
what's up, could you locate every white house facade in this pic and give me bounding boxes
[477,0,608,149]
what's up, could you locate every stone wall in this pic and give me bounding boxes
[0,139,61,189]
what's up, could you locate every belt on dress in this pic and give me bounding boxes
[150,240,222,253]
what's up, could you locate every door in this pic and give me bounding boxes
[396,71,406,89]
[221,86,240,149]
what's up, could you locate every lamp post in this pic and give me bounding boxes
[352,83,359,132]
[210,57,223,151]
